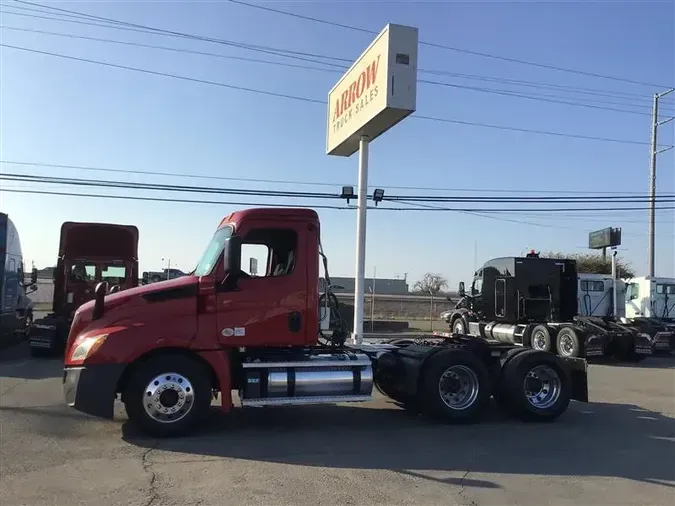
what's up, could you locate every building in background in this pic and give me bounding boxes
[320,277,409,295]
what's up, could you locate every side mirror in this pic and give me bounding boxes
[225,236,242,276]
[31,267,38,285]
[458,281,465,297]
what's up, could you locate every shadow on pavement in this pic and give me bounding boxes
[0,342,63,380]
[123,399,675,489]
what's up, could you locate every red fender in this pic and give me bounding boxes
[198,349,233,413]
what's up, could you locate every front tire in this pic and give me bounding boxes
[124,355,212,437]
[451,316,467,335]
[420,349,491,424]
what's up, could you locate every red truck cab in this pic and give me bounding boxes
[64,209,322,418]
[64,208,589,437]
[29,221,139,356]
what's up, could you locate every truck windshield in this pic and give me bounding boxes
[102,265,126,283]
[193,226,233,277]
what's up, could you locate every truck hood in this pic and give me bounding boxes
[75,275,199,321]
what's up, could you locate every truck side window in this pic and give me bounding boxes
[627,283,639,300]
[495,279,506,317]
[241,244,269,277]
[656,284,665,294]
[472,278,482,296]
[240,228,297,278]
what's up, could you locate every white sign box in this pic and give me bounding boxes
[326,24,418,157]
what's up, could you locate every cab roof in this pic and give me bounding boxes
[217,207,320,229]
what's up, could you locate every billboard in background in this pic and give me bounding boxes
[588,227,622,250]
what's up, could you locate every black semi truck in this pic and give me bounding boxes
[441,254,651,361]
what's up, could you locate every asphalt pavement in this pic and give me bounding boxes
[1,342,674,506]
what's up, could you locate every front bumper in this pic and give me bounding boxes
[63,363,126,419]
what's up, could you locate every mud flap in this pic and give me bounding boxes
[633,333,654,356]
[559,356,588,403]
[584,334,605,358]
[653,332,674,352]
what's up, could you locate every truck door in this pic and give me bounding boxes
[215,223,310,347]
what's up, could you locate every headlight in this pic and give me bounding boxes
[70,334,108,361]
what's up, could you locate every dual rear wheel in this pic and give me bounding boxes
[420,348,572,424]
[530,324,583,358]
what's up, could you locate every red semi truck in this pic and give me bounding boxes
[63,208,590,437]
[29,221,139,357]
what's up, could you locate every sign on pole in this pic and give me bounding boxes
[588,227,622,250]
[326,23,418,345]
[326,24,419,156]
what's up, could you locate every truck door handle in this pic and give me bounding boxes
[288,311,302,332]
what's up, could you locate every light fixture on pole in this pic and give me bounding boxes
[372,188,385,206]
[340,186,355,205]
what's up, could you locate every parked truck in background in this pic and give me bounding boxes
[29,221,140,357]
[141,268,187,285]
[577,273,673,353]
[440,252,651,361]
[62,208,589,437]
[0,212,38,345]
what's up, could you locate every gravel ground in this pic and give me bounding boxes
[1,342,674,506]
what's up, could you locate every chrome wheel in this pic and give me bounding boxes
[532,330,548,350]
[559,334,575,356]
[438,365,480,410]
[143,372,194,423]
[523,365,561,410]
[453,320,464,334]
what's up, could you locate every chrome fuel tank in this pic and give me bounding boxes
[239,352,373,407]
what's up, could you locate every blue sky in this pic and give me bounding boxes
[1,0,673,287]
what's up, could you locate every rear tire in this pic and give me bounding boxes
[499,349,571,422]
[420,349,491,424]
[556,327,582,358]
[492,347,529,416]
[530,325,553,353]
[124,355,212,437]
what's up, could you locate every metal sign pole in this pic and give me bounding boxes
[352,136,369,345]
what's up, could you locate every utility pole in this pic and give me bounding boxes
[648,88,675,277]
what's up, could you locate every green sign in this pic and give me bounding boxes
[589,227,621,249]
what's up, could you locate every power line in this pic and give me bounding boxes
[2,187,675,215]
[421,78,653,117]
[5,2,674,109]
[0,173,341,199]
[1,24,657,117]
[0,25,341,74]
[0,43,325,104]
[226,0,673,89]
[0,187,353,210]
[3,173,675,212]
[3,42,661,147]
[1,160,661,196]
